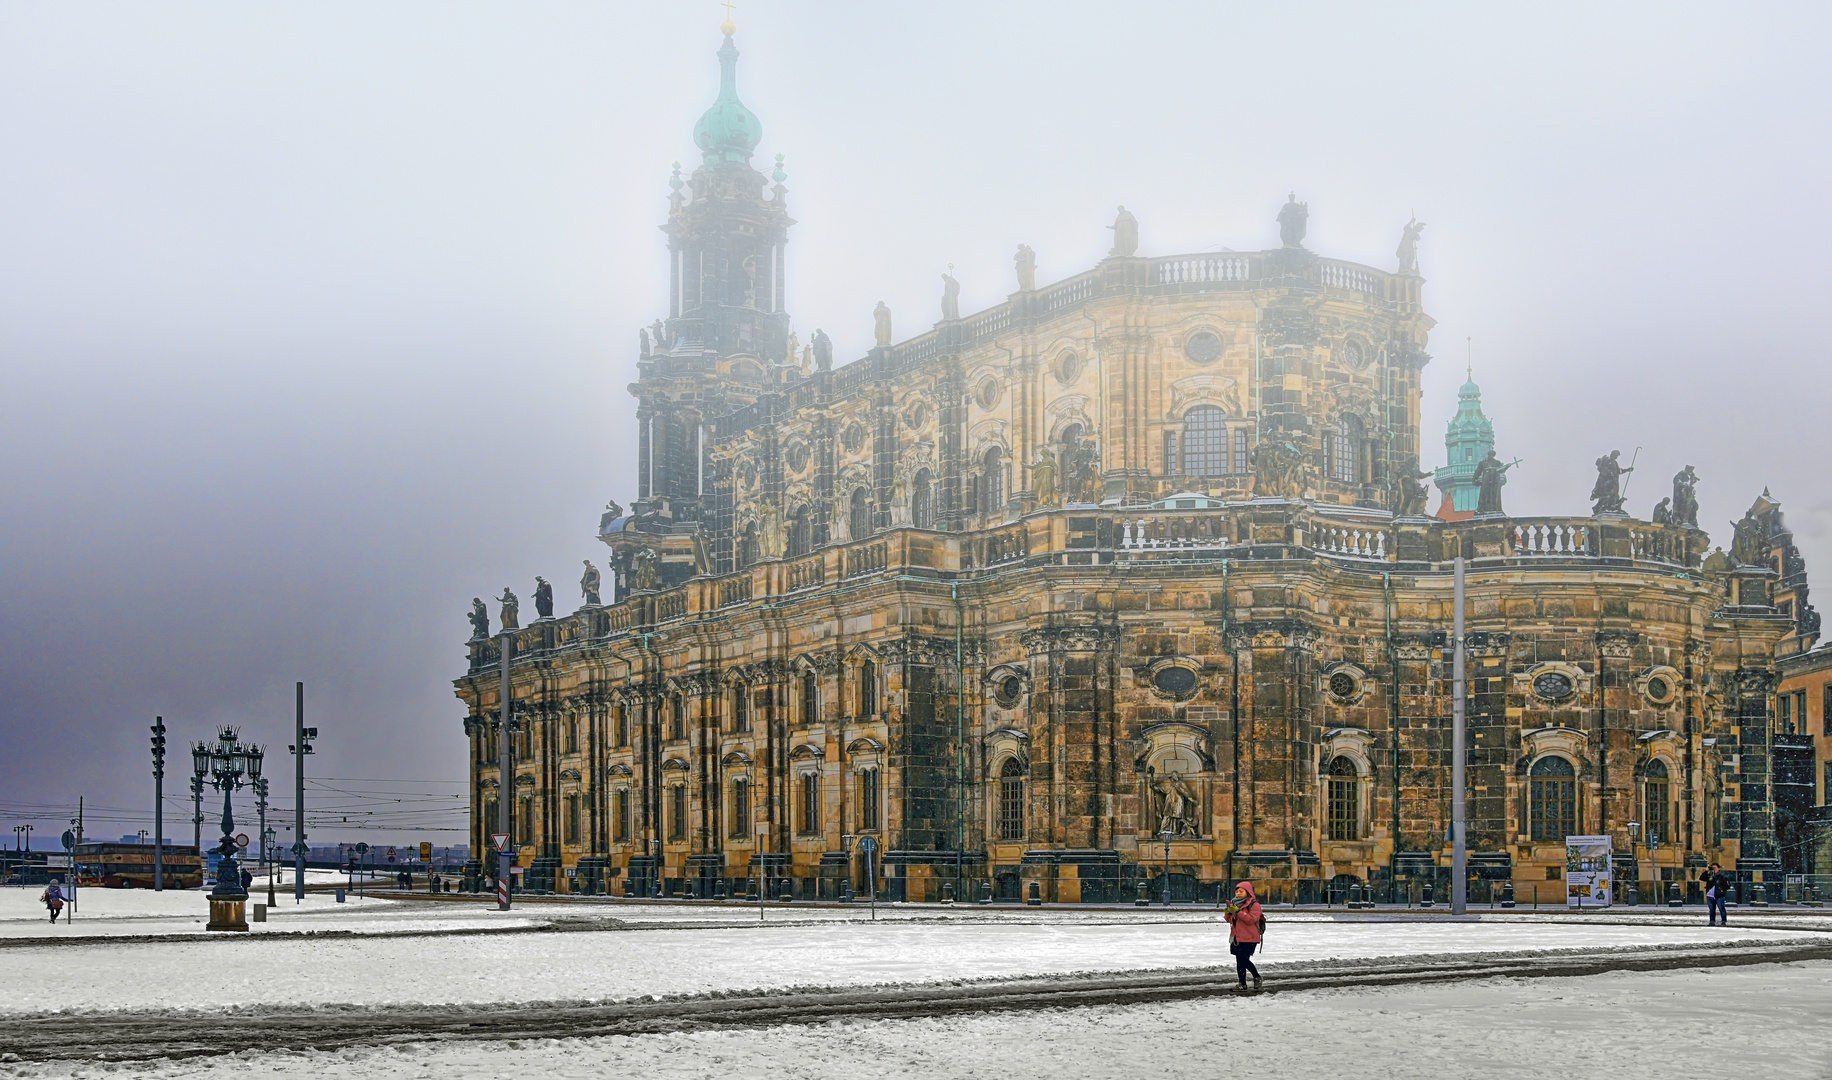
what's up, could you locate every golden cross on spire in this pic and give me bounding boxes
[720,0,737,33]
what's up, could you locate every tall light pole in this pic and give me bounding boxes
[253,776,270,901]
[151,718,166,891]
[1626,819,1642,905]
[199,725,263,931]
[190,753,207,882]
[497,632,515,911]
[13,825,29,852]
[289,682,315,904]
[1450,554,1468,915]
[1160,826,1174,906]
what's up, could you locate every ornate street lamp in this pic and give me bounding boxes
[201,726,264,932]
[1625,820,1641,906]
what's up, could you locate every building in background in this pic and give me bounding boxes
[455,23,1818,905]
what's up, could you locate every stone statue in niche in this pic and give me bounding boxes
[828,488,852,544]
[630,547,661,591]
[468,598,490,640]
[1153,772,1200,837]
[1672,465,1700,527]
[1651,497,1673,525]
[497,587,520,631]
[1030,447,1059,508]
[1394,455,1434,518]
[759,503,786,560]
[1064,439,1100,504]
[580,560,601,606]
[1589,450,1634,516]
[1252,441,1306,500]
[1107,206,1138,257]
[1396,217,1426,273]
[872,302,892,348]
[811,329,832,371]
[533,577,554,620]
[1014,244,1037,292]
[889,462,912,526]
[940,272,960,322]
[1473,449,1512,515]
[1277,193,1309,247]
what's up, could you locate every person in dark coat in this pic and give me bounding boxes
[1224,880,1266,990]
[239,866,253,891]
[1702,863,1731,926]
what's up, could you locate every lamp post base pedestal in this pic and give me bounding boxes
[207,895,249,932]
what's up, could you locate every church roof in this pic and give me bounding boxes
[692,31,762,167]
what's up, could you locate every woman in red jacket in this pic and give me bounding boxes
[1224,880,1265,989]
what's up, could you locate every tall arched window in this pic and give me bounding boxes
[850,487,872,540]
[1529,756,1577,841]
[998,758,1025,841]
[1326,756,1359,840]
[731,684,749,732]
[1643,759,1671,845]
[730,777,750,838]
[669,695,686,741]
[912,468,934,529]
[787,506,811,558]
[801,669,819,725]
[1329,414,1364,483]
[858,768,881,831]
[982,447,1006,513]
[1181,405,1229,477]
[858,659,877,717]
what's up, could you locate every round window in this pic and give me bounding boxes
[1329,672,1358,699]
[1153,666,1198,696]
[1533,672,1574,701]
[995,675,1024,708]
[977,378,1000,409]
[1184,330,1222,364]
[904,402,927,430]
[1342,340,1366,370]
[784,442,809,474]
[1056,350,1082,385]
[738,461,758,489]
[842,422,867,453]
[1646,676,1670,702]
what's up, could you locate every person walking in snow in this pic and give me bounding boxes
[1224,880,1266,990]
[1702,863,1731,926]
[40,879,65,924]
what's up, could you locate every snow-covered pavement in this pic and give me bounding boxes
[5,960,1827,1078]
[4,901,1822,1014]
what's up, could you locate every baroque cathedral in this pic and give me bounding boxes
[456,23,1822,902]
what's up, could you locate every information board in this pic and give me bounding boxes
[1565,835,1613,908]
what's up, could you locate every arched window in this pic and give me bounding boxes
[614,789,630,841]
[1326,756,1359,841]
[1181,405,1228,477]
[670,695,686,741]
[1329,415,1364,483]
[1529,756,1577,841]
[982,447,1006,513]
[799,773,820,834]
[998,758,1025,841]
[731,684,749,732]
[912,469,934,529]
[858,768,880,831]
[729,777,750,838]
[858,659,877,717]
[668,784,687,841]
[801,669,819,725]
[1060,423,1084,452]
[1643,759,1671,845]
[788,505,811,558]
[850,487,872,540]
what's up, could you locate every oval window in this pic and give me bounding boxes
[995,675,1024,708]
[785,442,809,474]
[1153,666,1197,696]
[1329,672,1358,699]
[977,378,1000,410]
[1533,672,1574,701]
[1342,340,1366,369]
[1056,350,1082,385]
[1646,676,1670,702]
[842,422,867,453]
[1184,330,1222,364]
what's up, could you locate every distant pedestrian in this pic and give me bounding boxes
[1224,880,1265,990]
[1702,863,1730,926]
[40,879,65,924]
[239,867,253,891]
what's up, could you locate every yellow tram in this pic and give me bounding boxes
[73,842,203,889]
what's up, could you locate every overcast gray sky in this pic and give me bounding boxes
[3,3,1828,848]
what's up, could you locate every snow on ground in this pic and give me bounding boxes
[7,961,1828,1079]
[2,908,1818,1015]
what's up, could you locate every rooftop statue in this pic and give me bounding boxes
[533,576,554,620]
[1473,449,1513,515]
[873,302,892,349]
[497,587,520,631]
[1589,449,1634,516]
[467,598,490,640]
[1672,465,1700,527]
[785,329,800,367]
[812,328,832,371]
[580,560,601,606]
[1107,206,1139,257]
[1729,510,1764,566]
[1394,455,1433,518]
[1030,447,1059,508]
[1651,497,1673,525]
[940,272,960,322]
[1396,217,1426,273]
[1014,244,1037,292]
[631,546,661,592]
[651,319,665,351]
[639,327,651,358]
[1277,193,1309,247]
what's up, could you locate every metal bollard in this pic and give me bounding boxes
[779,880,793,904]
[1754,883,1771,908]
[1135,879,1150,907]
[1667,881,1683,908]
[1501,881,1516,908]
[978,881,992,905]
[1421,882,1434,908]
[940,882,955,905]
[1027,880,1042,906]
[715,878,727,900]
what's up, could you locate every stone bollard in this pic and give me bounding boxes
[715,878,727,900]
[1027,880,1043,906]
[1667,881,1683,908]
[940,882,955,905]
[779,880,793,904]
[1753,883,1770,908]
[979,881,993,905]
[1135,880,1150,907]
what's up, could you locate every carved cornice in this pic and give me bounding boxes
[1595,630,1639,660]
[1020,623,1120,655]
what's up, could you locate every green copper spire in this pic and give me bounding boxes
[692,30,762,167]
[1433,373,1498,515]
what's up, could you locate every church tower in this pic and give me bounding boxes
[1433,373,1497,519]
[625,19,795,544]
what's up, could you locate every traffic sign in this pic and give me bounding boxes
[859,835,877,855]
[61,830,75,850]
[492,833,511,852]
[290,841,308,856]
[420,842,432,860]
[234,833,250,849]
[355,842,369,855]
[387,852,396,863]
